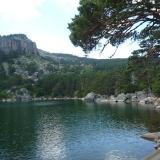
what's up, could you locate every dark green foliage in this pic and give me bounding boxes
[0,91,8,99]
[35,73,79,97]
[127,54,160,94]
[68,0,160,57]
[8,65,15,74]
[0,65,6,79]
[33,70,122,97]
[0,50,20,62]
[0,73,26,91]
[0,52,129,98]
[46,64,54,72]
[0,49,159,98]
[0,55,159,98]
[26,62,38,75]
[67,0,160,97]
[42,52,128,72]
[152,74,160,96]
[115,71,138,94]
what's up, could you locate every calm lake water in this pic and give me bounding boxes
[0,101,160,160]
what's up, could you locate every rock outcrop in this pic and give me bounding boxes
[0,34,38,55]
[116,93,126,102]
[142,132,160,142]
[7,88,32,102]
[154,98,160,111]
[15,88,32,102]
[83,92,97,102]
[83,92,105,102]
[83,91,160,110]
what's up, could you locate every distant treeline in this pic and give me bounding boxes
[0,54,160,99]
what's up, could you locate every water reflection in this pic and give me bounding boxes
[0,103,37,159]
[35,111,66,160]
[105,150,137,160]
[0,101,159,160]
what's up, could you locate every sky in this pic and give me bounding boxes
[0,0,139,59]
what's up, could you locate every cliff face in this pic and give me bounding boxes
[0,34,38,55]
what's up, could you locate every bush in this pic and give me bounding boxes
[0,91,8,99]
[152,74,160,96]
[26,62,38,75]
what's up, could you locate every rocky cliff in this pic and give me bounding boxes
[0,34,38,55]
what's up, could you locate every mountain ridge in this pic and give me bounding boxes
[0,34,128,76]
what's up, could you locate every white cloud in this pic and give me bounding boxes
[0,0,136,59]
[30,33,84,57]
[30,32,137,59]
[88,41,139,59]
[54,0,79,15]
[0,0,46,21]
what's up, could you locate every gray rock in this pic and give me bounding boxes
[139,97,156,104]
[109,95,117,102]
[16,94,32,102]
[145,97,157,104]
[135,91,147,101]
[131,95,139,102]
[125,93,136,103]
[2,62,9,75]
[154,98,160,106]
[0,34,38,55]
[95,97,108,103]
[116,93,126,102]
[155,106,160,111]
[15,88,32,102]
[141,132,160,142]
[84,92,98,102]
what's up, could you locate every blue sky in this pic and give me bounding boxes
[0,0,138,59]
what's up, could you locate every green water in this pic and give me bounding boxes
[0,101,160,160]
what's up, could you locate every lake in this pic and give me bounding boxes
[0,100,160,160]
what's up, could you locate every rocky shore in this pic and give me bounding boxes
[1,89,160,111]
[83,91,160,111]
[0,96,82,103]
[0,87,82,103]
[142,132,160,159]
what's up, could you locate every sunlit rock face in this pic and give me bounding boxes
[0,34,38,55]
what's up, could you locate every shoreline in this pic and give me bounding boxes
[83,92,160,111]
[0,97,83,103]
[142,132,160,160]
[1,91,160,111]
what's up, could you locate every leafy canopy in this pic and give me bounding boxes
[68,0,160,56]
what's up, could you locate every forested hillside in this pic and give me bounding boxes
[68,0,160,98]
[0,34,160,100]
[0,34,128,99]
